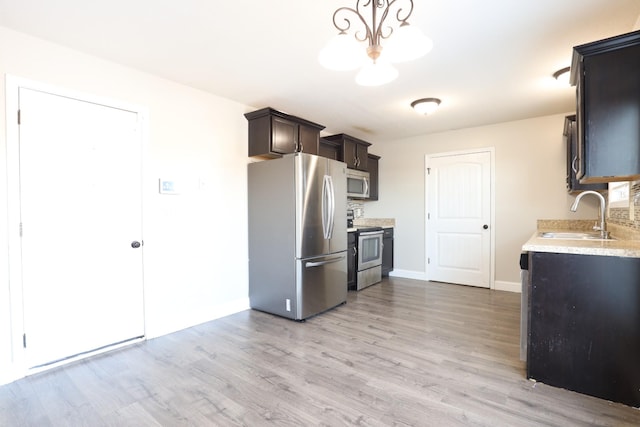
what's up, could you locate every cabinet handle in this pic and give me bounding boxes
[298,142,303,152]
[572,156,579,174]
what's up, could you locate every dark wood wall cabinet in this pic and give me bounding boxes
[570,30,640,183]
[563,115,606,193]
[319,137,341,160]
[246,110,382,200]
[527,251,640,407]
[245,107,325,158]
[323,134,371,171]
[381,227,394,276]
[367,154,380,201]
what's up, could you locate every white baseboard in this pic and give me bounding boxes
[147,297,251,340]
[0,369,21,386]
[211,297,251,320]
[389,269,428,281]
[390,271,521,294]
[494,280,521,293]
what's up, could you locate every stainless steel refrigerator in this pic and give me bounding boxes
[248,153,348,320]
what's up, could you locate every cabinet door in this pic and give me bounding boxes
[271,116,298,155]
[367,154,379,200]
[381,228,393,276]
[343,140,358,169]
[576,37,640,182]
[355,144,368,170]
[528,252,640,407]
[298,124,319,155]
[347,232,356,290]
[319,138,340,160]
[564,116,605,193]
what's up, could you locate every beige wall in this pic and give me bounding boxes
[0,24,607,384]
[364,114,600,286]
[0,26,251,383]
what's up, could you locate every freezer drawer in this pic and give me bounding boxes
[296,253,347,320]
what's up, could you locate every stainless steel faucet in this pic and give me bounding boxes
[570,190,609,239]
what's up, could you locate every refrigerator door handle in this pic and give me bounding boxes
[327,174,335,238]
[322,175,335,239]
[305,255,345,268]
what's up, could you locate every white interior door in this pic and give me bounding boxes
[426,151,492,288]
[18,87,144,368]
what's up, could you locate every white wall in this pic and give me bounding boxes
[0,26,250,383]
[365,114,600,285]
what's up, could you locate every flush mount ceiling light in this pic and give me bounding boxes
[319,0,432,87]
[553,67,571,85]
[411,98,441,115]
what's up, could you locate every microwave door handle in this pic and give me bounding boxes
[364,176,369,197]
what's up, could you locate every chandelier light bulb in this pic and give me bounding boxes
[319,0,432,86]
[355,60,399,86]
[384,24,433,63]
[318,33,366,71]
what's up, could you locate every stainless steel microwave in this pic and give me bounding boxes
[346,168,370,199]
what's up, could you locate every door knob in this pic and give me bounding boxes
[483,224,489,230]
[131,241,141,248]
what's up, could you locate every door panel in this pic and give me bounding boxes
[19,88,144,368]
[427,151,491,288]
[327,158,347,254]
[296,154,327,258]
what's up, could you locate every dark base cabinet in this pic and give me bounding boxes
[528,252,640,407]
[382,228,393,276]
[347,231,356,290]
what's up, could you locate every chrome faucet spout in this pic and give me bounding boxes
[570,190,609,239]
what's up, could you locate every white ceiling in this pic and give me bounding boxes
[0,0,639,143]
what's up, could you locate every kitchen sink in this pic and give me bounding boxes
[539,231,615,240]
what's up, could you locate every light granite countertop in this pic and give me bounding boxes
[348,218,395,233]
[522,220,640,258]
[352,218,395,228]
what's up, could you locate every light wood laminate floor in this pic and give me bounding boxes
[1,277,639,426]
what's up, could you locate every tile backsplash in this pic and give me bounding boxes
[348,201,365,218]
[608,181,640,231]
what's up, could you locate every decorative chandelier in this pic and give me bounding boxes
[319,0,432,86]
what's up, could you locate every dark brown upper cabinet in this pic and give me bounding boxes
[367,153,380,201]
[245,107,325,158]
[323,133,370,171]
[563,115,606,193]
[319,137,341,160]
[570,30,640,183]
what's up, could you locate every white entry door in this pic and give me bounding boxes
[426,150,492,288]
[18,87,145,368]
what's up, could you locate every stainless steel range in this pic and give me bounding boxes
[355,227,383,290]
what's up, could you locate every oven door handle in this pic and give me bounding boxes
[305,255,345,268]
[358,230,383,237]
